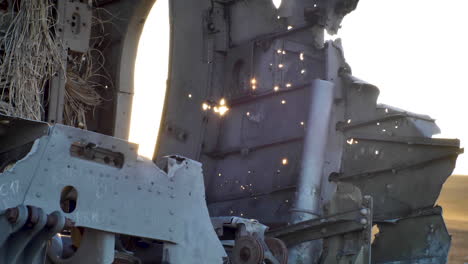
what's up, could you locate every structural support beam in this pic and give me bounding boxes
[289,79,335,263]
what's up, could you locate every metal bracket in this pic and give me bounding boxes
[0,205,72,264]
[267,201,372,247]
[57,0,92,53]
[267,184,373,264]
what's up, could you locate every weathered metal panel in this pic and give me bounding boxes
[372,214,451,264]
[0,118,226,264]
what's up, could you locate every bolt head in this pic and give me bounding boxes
[208,23,215,31]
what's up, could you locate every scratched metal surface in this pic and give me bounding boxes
[154,0,460,262]
[0,123,222,255]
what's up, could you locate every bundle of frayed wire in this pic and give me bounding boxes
[64,49,105,129]
[0,0,64,120]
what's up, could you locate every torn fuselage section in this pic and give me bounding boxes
[278,0,359,34]
[156,0,461,262]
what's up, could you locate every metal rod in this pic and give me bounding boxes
[289,79,334,263]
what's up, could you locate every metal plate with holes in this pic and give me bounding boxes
[0,122,220,250]
[57,0,92,52]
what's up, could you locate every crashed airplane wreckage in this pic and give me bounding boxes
[0,0,462,263]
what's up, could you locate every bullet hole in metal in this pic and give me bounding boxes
[203,99,229,116]
[250,78,257,90]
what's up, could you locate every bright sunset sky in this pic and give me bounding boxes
[130,0,468,175]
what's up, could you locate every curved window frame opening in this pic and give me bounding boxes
[129,0,170,159]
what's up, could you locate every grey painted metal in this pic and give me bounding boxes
[47,0,92,124]
[278,0,359,34]
[211,216,288,264]
[372,214,450,264]
[212,216,269,239]
[0,115,227,263]
[0,205,68,264]
[268,183,372,264]
[47,229,115,264]
[47,51,67,124]
[58,1,92,53]
[289,79,335,264]
[292,79,334,221]
[153,0,460,262]
[0,0,463,262]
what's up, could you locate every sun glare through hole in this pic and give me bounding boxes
[272,0,282,9]
[129,0,170,159]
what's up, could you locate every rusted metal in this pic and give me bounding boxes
[265,237,288,264]
[25,205,39,228]
[231,236,265,264]
[5,207,19,224]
